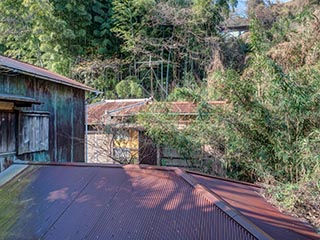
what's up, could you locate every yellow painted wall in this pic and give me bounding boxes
[113,129,139,161]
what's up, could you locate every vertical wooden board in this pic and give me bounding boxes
[44,116,49,151]
[32,116,35,152]
[3,75,9,93]
[0,112,16,154]
[7,113,16,152]
[28,116,32,152]
[25,116,30,154]
[55,84,70,162]
[39,116,43,149]
[70,106,74,162]
[19,114,27,154]
[36,116,40,152]
[39,116,49,151]
[42,117,46,150]
[0,113,8,153]
[21,115,26,154]
[33,116,37,152]
[72,89,85,162]
[19,115,25,155]
[0,75,3,92]
[0,112,3,153]
[29,116,33,152]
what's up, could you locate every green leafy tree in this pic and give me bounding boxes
[212,4,320,183]
[111,0,153,55]
[90,0,119,55]
[115,76,143,98]
[0,0,119,76]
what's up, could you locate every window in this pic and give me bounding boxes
[18,112,49,154]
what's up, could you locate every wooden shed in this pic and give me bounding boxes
[0,55,95,171]
[87,98,156,165]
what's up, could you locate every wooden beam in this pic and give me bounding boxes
[0,101,14,110]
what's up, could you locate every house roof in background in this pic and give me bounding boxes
[88,100,227,125]
[168,101,226,114]
[0,55,96,92]
[0,162,318,240]
[88,98,152,124]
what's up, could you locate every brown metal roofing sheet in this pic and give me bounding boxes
[168,101,227,114]
[88,100,226,125]
[0,55,96,92]
[88,100,150,124]
[0,164,276,240]
[191,173,319,240]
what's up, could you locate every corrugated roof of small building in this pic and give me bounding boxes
[87,100,227,125]
[0,162,318,240]
[0,55,96,92]
[88,98,152,124]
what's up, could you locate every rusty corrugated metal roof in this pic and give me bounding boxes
[88,98,152,124]
[88,100,227,125]
[188,171,319,240]
[168,101,226,114]
[0,55,96,92]
[0,162,318,240]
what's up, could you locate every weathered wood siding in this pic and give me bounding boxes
[0,73,85,162]
[0,112,16,154]
[18,112,49,154]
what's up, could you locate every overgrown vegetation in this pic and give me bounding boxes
[138,100,226,174]
[0,0,236,101]
[140,0,320,229]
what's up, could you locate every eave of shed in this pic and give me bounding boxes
[0,55,97,92]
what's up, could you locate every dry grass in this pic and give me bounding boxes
[262,181,320,232]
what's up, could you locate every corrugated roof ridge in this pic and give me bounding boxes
[88,101,109,107]
[174,168,273,240]
[0,54,96,92]
[167,101,196,104]
[167,100,227,104]
[104,98,152,103]
[186,169,261,188]
[88,97,152,108]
